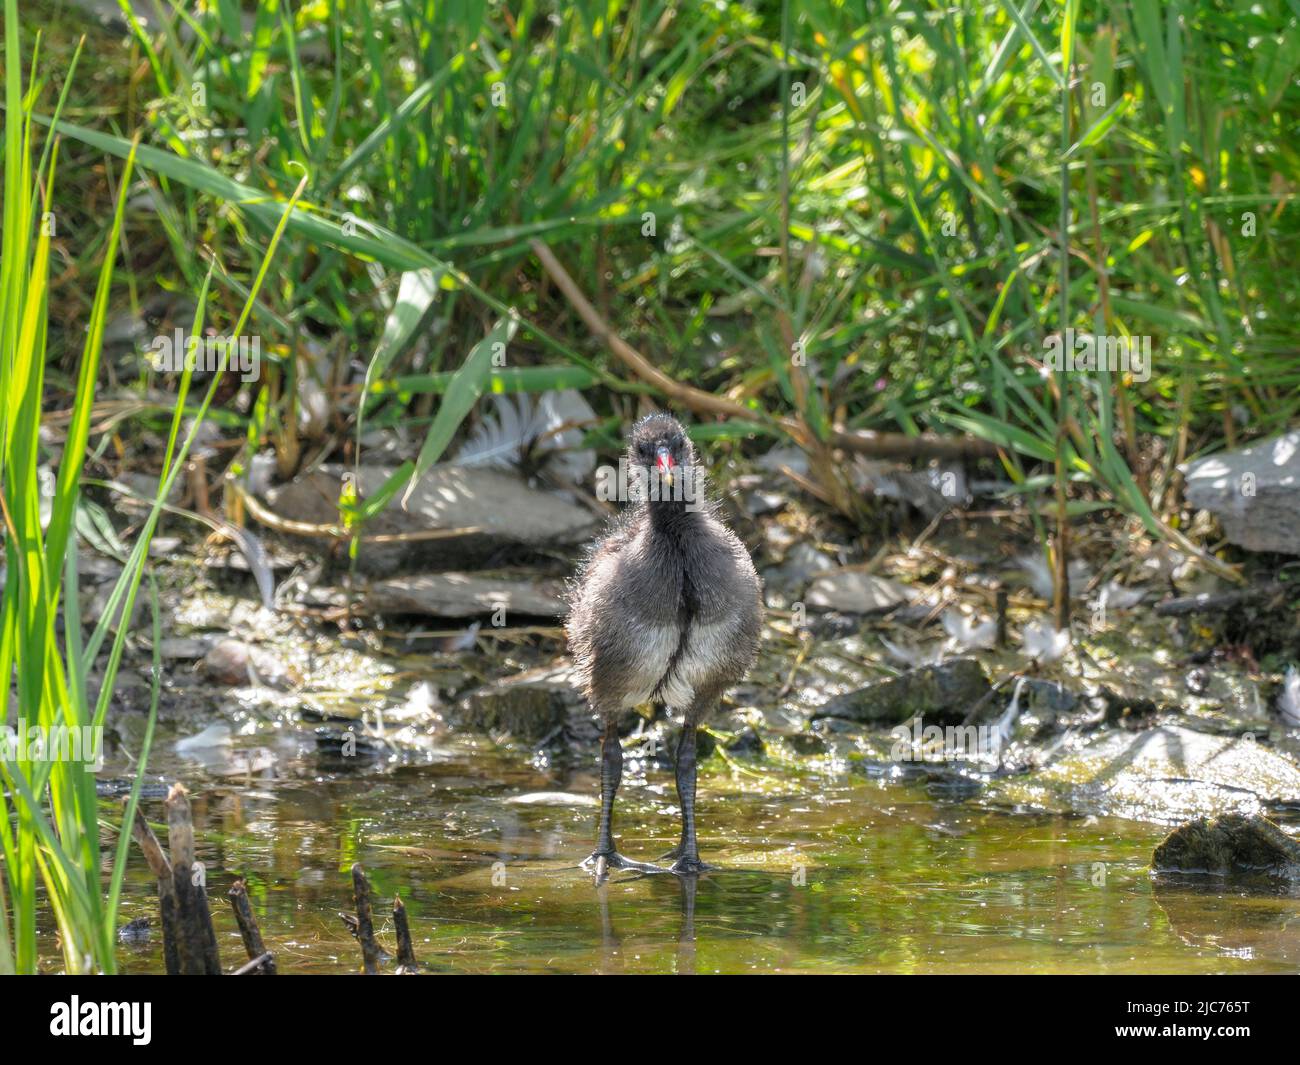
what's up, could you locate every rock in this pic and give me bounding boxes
[761,542,836,594]
[786,732,829,755]
[806,612,860,639]
[200,638,294,688]
[756,446,809,477]
[156,636,212,660]
[77,555,125,582]
[987,724,1300,822]
[264,464,599,571]
[1182,430,1300,554]
[1153,813,1300,877]
[147,536,183,557]
[85,581,146,631]
[851,458,968,516]
[448,679,594,745]
[200,640,251,685]
[174,723,232,755]
[312,727,387,768]
[806,571,914,614]
[761,521,799,559]
[117,916,152,945]
[364,573,567,618]
[1018,678,1079,717]
[742,489,787,517]
[724,726,765,756]
[812,658,992,726]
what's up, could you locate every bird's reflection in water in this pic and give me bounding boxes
[593,871,706,975]
[675,873,698,975]
[594,882,625,974]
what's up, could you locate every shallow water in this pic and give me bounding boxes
[107,732,1300,975]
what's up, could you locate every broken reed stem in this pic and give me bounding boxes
[995,585,1009,648]
[1155,583,1285,618]
[393,895,418,972]
[228,478,482,543]
[1052,53,1074,634]
[350,863,382,975]
[232,952,275,976]
[164,783,222,975]
[529,239,997,462]
[228,878,277,974]
[130,806,180,976]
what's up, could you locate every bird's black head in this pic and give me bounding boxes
[627,412,698,506]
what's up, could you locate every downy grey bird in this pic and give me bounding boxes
[567,413,762,876]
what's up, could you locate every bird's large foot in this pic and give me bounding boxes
[664,850,718,876]
[658,843,716,868]
[582,850,665,882]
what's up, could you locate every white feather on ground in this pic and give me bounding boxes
[879,635,945,667]
[1021,619,1070,663]
[879,609,996,666]
[1279,666,1300,727]
[1095,580,1146,611]
[1018,553,1091,600]
[453,390,596,483]
[942,609,997,651]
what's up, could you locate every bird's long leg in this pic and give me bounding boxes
[675,724,699,862]
[666,723,717,874]
[596,723,620,855]
[583,721,663,881]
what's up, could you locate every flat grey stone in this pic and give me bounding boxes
[807,571,914,614]
[364,573,567,618]
[812,658,992,726]
[1182,431,1300,554]
[989,724,1300,822]
[265,464,598,571]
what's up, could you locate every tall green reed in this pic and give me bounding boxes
[0,3,305,971]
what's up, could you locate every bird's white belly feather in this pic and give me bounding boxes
[655,617,734,710]
[618,624,681,707]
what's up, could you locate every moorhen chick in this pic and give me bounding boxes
[567,413,762,876]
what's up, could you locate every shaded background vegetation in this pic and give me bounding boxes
[27,0,1298,530]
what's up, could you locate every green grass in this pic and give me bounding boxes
[0,5,304,971]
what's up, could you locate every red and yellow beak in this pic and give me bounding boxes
[655,446,675,487]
